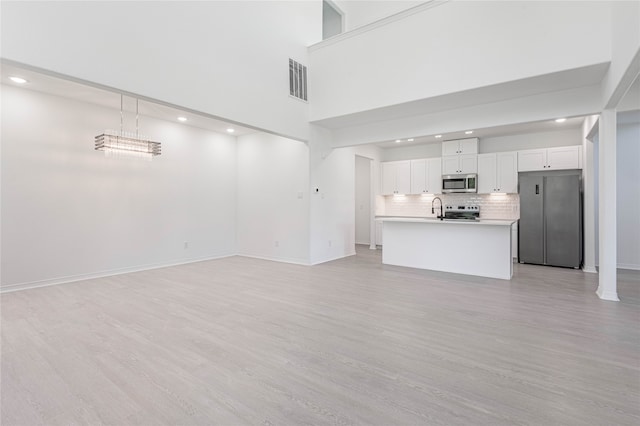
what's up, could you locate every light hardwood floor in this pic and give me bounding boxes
[1,246,639,425]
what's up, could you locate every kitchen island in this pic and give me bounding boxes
[377,217,517,280]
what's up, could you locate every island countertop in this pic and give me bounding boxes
[375,216,517,226]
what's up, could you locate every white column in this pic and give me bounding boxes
[597,109,619,301]
[582,120,597,273]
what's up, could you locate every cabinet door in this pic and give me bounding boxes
[381,162,396,195]
[459,154,478,174]
[459,138,478,155]
[410,159,427,194]
[395,161,411,194]
[442,156,460,175]
[547,146,581,170]
[496,152,518,193]
[426,157,442,194]
[518,149,546,172]
[477,153,497,194]
[442,140,460,156]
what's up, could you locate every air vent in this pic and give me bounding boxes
[289,58,308,102]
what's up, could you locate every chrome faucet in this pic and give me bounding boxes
[432,197,444,220]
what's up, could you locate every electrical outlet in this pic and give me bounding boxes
[297,191,303,199]
[274,241,279,247]
[184,241,189,249]
[328,240,332,247]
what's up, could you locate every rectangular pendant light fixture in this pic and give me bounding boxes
[95,95,161,159]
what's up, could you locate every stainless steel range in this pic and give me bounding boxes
[443,204,480,221]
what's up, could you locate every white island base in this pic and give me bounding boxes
[380,218,516,280]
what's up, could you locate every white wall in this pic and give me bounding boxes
[334,0,425,31]
[309,0,610,121]
[236,133,310,264]
[479,128,582,153]
[380,127,582,161]
[616,122,640,270]
[382,142,441,161]
[1,85,237,289]
[0,1,321,141]
[309,126,382,264]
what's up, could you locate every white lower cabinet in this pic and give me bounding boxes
[478,152,517,193]
[410,158,442,194]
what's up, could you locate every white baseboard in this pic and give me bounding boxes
[617,263,640,271]
[0,253,235,293]
[582,265,597,273]
[237,253,310,266]
[596,288,620,302]
[310,251,356,266]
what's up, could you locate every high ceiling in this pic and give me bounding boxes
[1,62,259,137]
[4,62,637,150]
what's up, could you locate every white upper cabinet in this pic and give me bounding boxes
[410,158,442,194]
[410,159,426,193]
[546,146,582,170]
[517,149,546,171]
[442,138,479,156]
[478,152,518,193]
[442,154,477,175]
[477,154,496,194]
[518,146,582,172]
[381,160,411,195]
[442,138,478,175]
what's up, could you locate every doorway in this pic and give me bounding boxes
[355,155,372,246]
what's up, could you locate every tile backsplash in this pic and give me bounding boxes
[381,193,520,220]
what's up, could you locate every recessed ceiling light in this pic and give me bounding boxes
[9,76,28,84]
[177,116,187,122]
[408,138,414,142]
[435,135,442,138]
[465,130,474,134]
[395,139,401,143]
[226,128,235,133]
[555,118,567,123]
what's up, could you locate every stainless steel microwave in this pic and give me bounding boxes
[442,174,477,193]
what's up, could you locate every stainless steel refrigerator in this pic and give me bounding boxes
[518,170,582,268]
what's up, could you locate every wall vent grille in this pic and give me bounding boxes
[289,58,308,101]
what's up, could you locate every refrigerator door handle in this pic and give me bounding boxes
[535,184,539,195]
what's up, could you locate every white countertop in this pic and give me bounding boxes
[375,216,517,226]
